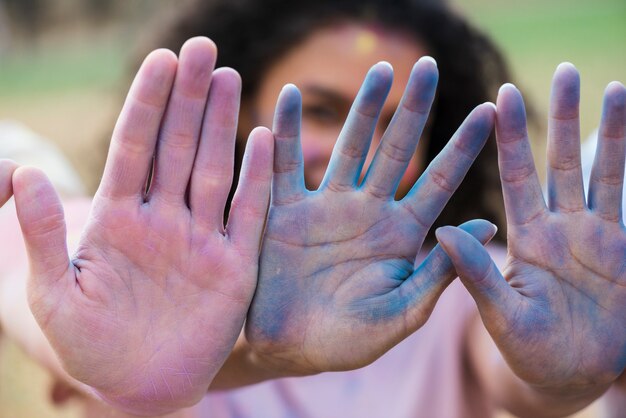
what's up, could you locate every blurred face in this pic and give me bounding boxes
[243,22,430,195]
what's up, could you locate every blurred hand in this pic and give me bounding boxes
[436,64,626,396]
[12,37,273,415]
[0,159,17,207]
[246,58,498,375]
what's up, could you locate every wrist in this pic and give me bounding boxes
[507,373,610,418]
[93,385,204,417]
[210,335,317,391]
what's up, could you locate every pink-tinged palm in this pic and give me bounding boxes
[12,38,273,415]
[437,64,626,395]
[246,59,498,375]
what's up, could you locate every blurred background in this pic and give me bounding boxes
[0,0,624,416]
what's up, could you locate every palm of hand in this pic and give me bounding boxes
[14,39,273,413]
[502,212,626,387]
[437,65,626,393]
[29,199,256,400]
[246,60,497,374]
[253,191,424,372]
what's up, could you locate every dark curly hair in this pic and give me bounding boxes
[144,0,514,242]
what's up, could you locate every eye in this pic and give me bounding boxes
[302,103,344,126]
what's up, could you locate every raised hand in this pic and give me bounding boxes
[12,38,273,415]
[436,64,626,398]
[0,159,17,207]
[245,58,498,375]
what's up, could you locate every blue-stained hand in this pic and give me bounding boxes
[245,58,498,374]
[436,64,626,395]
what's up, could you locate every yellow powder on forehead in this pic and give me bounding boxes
[354,30,378,55]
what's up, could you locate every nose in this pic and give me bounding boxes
[301,133,336,168]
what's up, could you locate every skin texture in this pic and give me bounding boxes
[245,58,499,375]
[436,64,626,416]
[11,37,274,415]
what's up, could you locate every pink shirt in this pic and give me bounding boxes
[199,278,493,418]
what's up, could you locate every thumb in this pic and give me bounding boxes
[13,167,70,281]
[399,219,498,330]
[435,225,517,330]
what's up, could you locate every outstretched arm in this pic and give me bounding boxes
[11,37,273,415]
[437,64,626,417]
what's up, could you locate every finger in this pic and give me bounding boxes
[320,62,393,192]
[362,57,438,199]
[588,81,626,222]
[398,219,498,329]
[400,103,495,232]
[150,37,217,204]
[495,84,547,226]
[190,68,241,231]
[0,159,18,207]
[227,127,274,254]
[12,167,71,282]
[97,49,177,200]
[435,225,519,332]
[547,63,585,212]
[271,84,306,205]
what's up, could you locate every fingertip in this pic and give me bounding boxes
[413,56,438,81]
[457,219,498,244]
[213,67,242,85]
[496,84,527,132]
[246,127,274,171]
[365,61,394,89]
[458,103,496,147]
[606,80,626,94]
[418,55,437,68]
[555,61,577,72]
[373,60,394,75]
[551,63,580,117]
[210,67,243,103]
[498,83,518,97]
[485,101,497,112]
[139,48,178,88]
[274,85,302,137]
[412,56,439,87]
[249,126,275,149]
[434,225,456,246]
[12,166,49,193]
[472,102,497,123]
[12,166,64,232]
[181,36,217,55]
[279,83,302,103]
[179,37,218,72]
[554,62,580,81]
[599,81,626,139]
[0,159,17,204]
[402,57,438,114]
[496,83,524,113]
[0,159,18,177]
[604,81,626,109]
[144,48,178,69]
